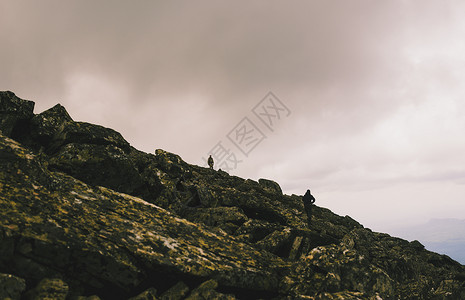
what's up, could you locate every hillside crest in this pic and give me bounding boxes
[1,91,464,299]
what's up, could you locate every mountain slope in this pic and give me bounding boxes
[391,219,465,265]
[1,91,464,299]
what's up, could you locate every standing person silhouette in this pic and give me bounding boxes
[302,189,316,227]
[207,155,214,170]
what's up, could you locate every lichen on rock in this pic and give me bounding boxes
[1,91,464,299]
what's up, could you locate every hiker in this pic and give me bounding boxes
[207,155,214,170]
[302,189,316,227]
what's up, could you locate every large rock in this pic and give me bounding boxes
[182,206,248,234]
[25,104,130,154]
[24,278,69,300]
[285,244,394,298]
[258,178,283,195]
[185,279,235,300]
[159,281,189,300]
[26,104,74,152]
[48,143,161,201]
[128,287,158,300]
[339,228,465,299]
[0,91,35,137]
[0,273,26,300]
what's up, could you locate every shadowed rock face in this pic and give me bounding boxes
[1,91,465,299]
[0,91,35,137]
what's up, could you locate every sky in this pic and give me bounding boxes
[1,1,465,237]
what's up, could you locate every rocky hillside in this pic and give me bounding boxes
[1,91,464,300]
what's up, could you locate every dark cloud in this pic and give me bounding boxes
[1,1,405,102]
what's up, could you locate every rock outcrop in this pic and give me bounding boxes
[0,91,34,137]
[1,91,464,299]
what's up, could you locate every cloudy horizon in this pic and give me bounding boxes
[2,0,465,244]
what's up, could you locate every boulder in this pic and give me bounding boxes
[182,206,248,233]
[128,287,158,300]
[9,102,130,155]
[0,273,26,300]
[0,91,34,137]
[285,244,394,298]
[24,278,69,300]
[159,281,189,300]
[48,143,159,200]
[258,178,283,195]
[27,104,74,151]
[57,121,131,152]
[185,279,235,300]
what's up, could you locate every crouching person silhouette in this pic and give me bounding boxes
[302,189,316,228]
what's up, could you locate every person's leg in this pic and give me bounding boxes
[306,206,312,227]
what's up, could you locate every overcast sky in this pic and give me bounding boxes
[2,1,465,234]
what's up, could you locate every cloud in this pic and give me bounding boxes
[0,1,407,101]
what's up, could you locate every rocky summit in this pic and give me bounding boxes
[0,91,464,300]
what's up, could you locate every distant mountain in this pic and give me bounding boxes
[1,90,465,299]
[391,218,465,264]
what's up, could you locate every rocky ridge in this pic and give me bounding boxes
[1,91,464,299]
